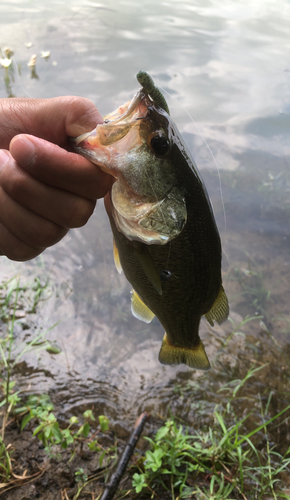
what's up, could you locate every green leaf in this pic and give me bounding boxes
[51,426,63,442]
[99,450,106,467]
[21,413,33,431]
[33,422,46,436]
[88,441,100,452]
[99,415,109,432]
[145,448,165,472]
[132,473,147,493]
[83,410,95,421]
[45,344,61,354]
[155,426,170,441]
[44,426,53,439]
[37,431,46,446]
[82,422,90,438]
[47,413,57,424]
[60,430,74,447]
[160,468,172,474]
[75,468,88,483]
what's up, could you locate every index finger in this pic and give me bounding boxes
[0,96,104,149]
[9,134,113,200]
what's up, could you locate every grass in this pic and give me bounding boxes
[130,368,290,499]
[0,274,116,496]
[0,274,60,483]
[1,273,290,499]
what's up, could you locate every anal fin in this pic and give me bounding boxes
[204,285,229,326]
[131,290,155,324]
[158,333,210,371]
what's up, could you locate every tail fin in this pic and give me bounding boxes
[158,333,210,371]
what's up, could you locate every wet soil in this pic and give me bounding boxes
[1,421,119,500]
[2,315,290,500]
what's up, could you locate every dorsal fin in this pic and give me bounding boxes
[204,285,229,326]
[131,290,155,323]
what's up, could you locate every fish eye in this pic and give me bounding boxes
[150,134,170,156]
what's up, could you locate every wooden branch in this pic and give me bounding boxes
[100,412,149,500]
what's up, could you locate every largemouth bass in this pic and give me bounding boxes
[73,71,229,370]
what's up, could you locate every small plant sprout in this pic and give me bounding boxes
[20,395,110,458]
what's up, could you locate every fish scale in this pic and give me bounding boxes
[73,71,229,370]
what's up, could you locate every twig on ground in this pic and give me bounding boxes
[100,412,149,500]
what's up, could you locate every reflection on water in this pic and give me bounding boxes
[0,0,290,439]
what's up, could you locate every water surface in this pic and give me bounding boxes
[0,0,290,439]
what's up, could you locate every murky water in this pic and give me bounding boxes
[1,0,290,441]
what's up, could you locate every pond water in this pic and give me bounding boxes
[0,0,290,444]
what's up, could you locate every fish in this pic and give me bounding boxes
[73,71,229,370]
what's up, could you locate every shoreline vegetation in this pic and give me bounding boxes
[1,275,290,499]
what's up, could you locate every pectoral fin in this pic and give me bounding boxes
[131,290,155,323]
[133,243,162,295]
[113,239,122,274]
[204,285,229,326]
[158,333,210,370]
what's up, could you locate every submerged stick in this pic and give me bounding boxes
[100,412,150,500]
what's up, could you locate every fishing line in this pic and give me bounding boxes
[159,86,227,235]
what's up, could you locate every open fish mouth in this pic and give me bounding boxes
[73,89,149,157]
[73,86,187,245]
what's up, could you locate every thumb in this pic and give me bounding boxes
[63,96,103,138]
[0,96,103,149]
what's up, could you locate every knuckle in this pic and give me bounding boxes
[0,226,42,262]
[6,245,41,262]
[31,222,67,248]
[1,162,27,199]
[64,199,95,228]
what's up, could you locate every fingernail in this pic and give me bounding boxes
[16,136,36,167]
[10,135,36,168]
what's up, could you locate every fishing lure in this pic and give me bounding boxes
[137,70,170,115]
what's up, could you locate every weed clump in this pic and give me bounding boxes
[131,368,290,499]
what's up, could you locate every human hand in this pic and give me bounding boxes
[0,96,113,261]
